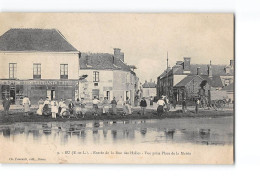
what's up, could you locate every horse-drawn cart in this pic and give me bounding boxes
[210,90,231,110]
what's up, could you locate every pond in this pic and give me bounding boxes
[0,116,233,146]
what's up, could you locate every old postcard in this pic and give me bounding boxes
[0,13,234,164]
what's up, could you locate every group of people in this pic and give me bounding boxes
[2,95,173,117]
[36,97,68,118]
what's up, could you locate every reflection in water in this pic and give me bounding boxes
[0,117,233,146]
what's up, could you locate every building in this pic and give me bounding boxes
[157,57,234,102]
[79,48,139,105]
[221,82,234,102]
[0,28,80,104]
[142,80,157,98]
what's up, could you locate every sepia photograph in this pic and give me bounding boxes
[0,13,234,164]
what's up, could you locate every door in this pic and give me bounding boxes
[51,90,55,100]
[10,88,15,104]
[92,89,99,99]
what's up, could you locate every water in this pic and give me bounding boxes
[0,117,233,146]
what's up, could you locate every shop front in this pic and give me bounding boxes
[0,80,78,105]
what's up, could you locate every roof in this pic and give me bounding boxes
[79,52,133,72]
[200,75,224,88]
[160,63,234,79]
[142,82,157,88]
[174,75,199,87]
[190,64,233,76]
[174,75,224,88]
[222,83,234,91]
[0,28,78,52]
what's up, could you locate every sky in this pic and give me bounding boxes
[0,13,234,83]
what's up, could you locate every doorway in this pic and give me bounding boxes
[47,89,56,100]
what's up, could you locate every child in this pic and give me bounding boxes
[51,100,58,118]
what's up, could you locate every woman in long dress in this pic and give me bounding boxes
[125,97,132,115]
[43,97,50,116]
[22,96,31,117]
[111,97,118,115]
[36,97,44,115]
[102,97,110,114]
[157,97,165,116]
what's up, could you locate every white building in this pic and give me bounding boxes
[142,80,157,98]
[0,28,79,104]
[79,48,139,105]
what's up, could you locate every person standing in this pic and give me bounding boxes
[125,97,132,115]
[2,97,11,116]
[51,99,58,118]
[68,100,75,116]
[36,97,44,115]
[111,97,118,115]
[92,96,100,116]
[140,97,147,115]
[150,96,153,106]
[58,98,63,115]
[75,98,82,117]
[182,98,187,113]
[157,97,165,116]
[195,98,200,114]
[22,96,31,117]
[102,97,110,114]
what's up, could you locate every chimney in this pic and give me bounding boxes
[197,67,201,75]
[183,57,191,73]
[150,79,152,83]
[208,60,213,78]
[113,48,121,64]
[230,60,234,68]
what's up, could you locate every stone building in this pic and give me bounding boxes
[79,48,139,105]
[0,28,80,104]
[157,57,234,102]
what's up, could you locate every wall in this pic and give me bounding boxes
[0,52,79,79]
[79,69,113,101]
[143,87,157,98]
[113,70,137,104]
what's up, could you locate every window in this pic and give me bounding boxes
[9,63,17,79]
[94,83,98,86]
[60,64,68,79]
[93,71,99,82]
[33,63,41,79]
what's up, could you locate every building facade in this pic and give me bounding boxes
[0,28,79,104]
[157,57,234,103]
[142,80,157,98]
[79,48,139,105]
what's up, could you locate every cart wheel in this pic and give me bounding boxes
[62,111,70,119]
[217,100,225,109]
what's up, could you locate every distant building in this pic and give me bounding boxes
[157,57,234,102]
[222,82,234,102]
[79,48,139,105]
[142,80,157,98]
[0,28,80,104]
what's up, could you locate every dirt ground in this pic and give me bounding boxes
[0,107,234,124]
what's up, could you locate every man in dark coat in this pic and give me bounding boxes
[2,97,11,115]
[140,97,147,115]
